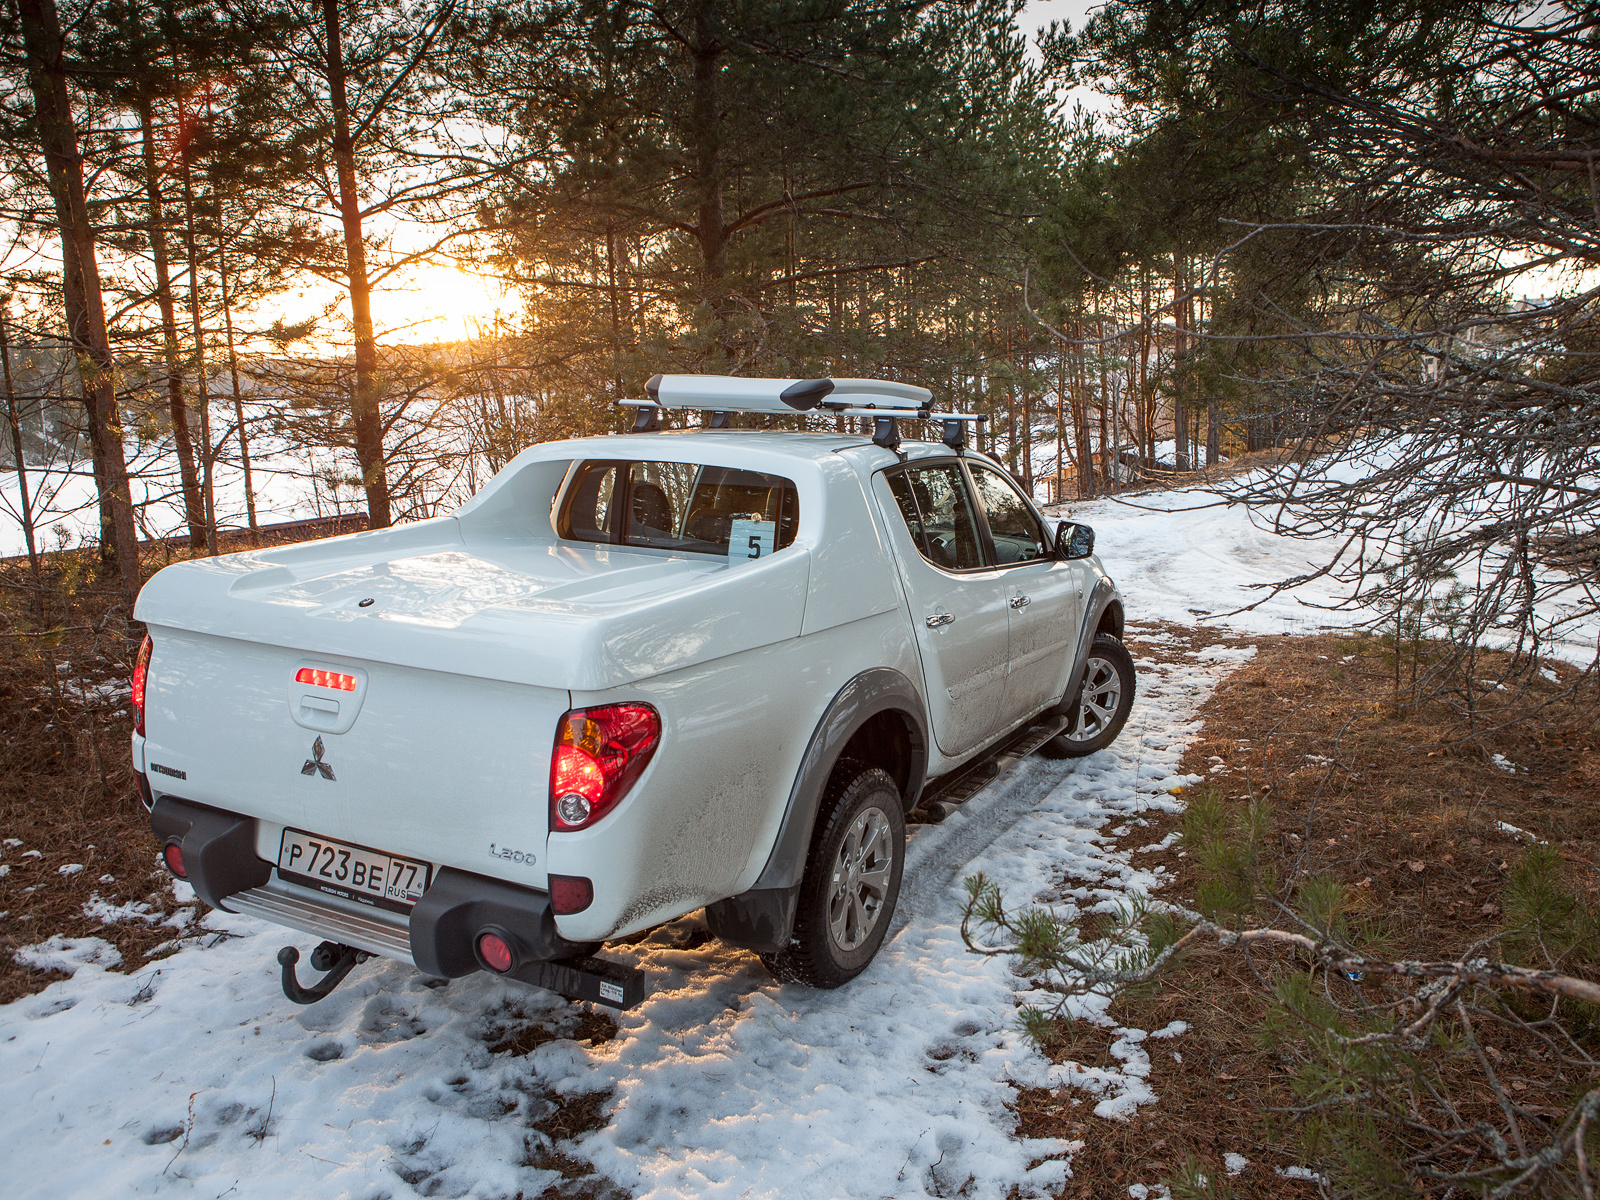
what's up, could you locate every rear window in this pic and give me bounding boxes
[559,460,799,558]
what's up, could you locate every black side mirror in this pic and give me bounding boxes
[1057,521,1095,559]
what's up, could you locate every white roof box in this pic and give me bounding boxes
[644,374,933,416]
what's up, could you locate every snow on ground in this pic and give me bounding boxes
[1050,482,1599,664]
[0,639,1233,1200]
[1048,486,1354,637]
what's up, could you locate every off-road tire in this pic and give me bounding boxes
[1039,634,1136,759]
[761,766,905,988]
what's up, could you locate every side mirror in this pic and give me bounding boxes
[1056,521,1095,560]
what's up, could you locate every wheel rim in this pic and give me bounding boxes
[1066,655,1122,742]
[827,806,893,952]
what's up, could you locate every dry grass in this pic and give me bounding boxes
[1014,625,1600,1197]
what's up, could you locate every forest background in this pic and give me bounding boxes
[0,0,1595,669]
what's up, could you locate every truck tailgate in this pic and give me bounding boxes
[141,626,561,891]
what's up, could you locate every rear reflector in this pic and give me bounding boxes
[162,842,186,879]
[476,931,513,973]
[295,668,358,692]
[549,874,594,915]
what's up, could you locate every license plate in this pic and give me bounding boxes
[276,829,431,913]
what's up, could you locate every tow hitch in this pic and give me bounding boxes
[278,941,368,1004]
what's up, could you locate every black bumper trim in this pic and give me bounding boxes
[148,796,271,909]
[408,867,593,978]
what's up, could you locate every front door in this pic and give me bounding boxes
[873,464,1012,758]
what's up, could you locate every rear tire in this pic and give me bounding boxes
[761,766,905,988]
[1039,634,1136,758]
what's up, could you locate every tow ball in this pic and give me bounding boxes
[278,940,369,1004]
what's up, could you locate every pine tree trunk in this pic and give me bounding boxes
[1054,346,1065,504]
[1173,257,1190,472]
[178,140,218,556]
[1139,274,1153,463]
[217,226,257,538]
[1071,321,1093,499]
[17,0,141,613]
[323,0,391,528]
[690,12,728,338]
[1,307,45,618]
[137,94,206,550]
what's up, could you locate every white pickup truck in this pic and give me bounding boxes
[132,375,1132,1007]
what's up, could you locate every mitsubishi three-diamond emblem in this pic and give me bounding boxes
[301,736,336,781]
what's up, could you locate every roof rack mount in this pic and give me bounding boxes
[618,374,986,450]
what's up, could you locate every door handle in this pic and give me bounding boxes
[926,613,955,628]
[1009,595,1032,610]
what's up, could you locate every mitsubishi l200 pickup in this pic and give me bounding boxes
[132,375,1133,1007]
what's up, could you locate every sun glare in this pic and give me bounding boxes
[368,263,515,343]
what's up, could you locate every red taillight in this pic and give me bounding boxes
[294,668,358,692]
[132,634,152,736]
[549,874,594,914]
[549,704,660,831]
[476,931,513,973]
[162,841,186,879]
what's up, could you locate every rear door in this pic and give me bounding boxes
[964,462,1083,717]
[873,462,1012,758]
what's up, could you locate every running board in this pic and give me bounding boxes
[915,715,1067,822]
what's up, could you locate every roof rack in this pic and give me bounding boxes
[619,374,986,451]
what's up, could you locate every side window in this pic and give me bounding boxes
[886,465,984,570]
[967,464,1051,564]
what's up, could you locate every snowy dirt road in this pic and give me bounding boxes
[0,631,1250,1200]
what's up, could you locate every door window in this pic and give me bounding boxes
[885,465,985,571]
[966,465,1052,564]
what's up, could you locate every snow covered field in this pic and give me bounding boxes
[0,638,1245,1200]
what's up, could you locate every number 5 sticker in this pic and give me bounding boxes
[728,518,776,561]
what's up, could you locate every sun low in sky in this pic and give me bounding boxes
[368,262,515,343]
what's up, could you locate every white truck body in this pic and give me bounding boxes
[134,389,1125,999]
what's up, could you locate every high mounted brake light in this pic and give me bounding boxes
[294,667,358,692]
[132,634,152,737]
[550,704,660,831]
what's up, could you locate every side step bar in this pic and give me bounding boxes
[916,714,1068,821]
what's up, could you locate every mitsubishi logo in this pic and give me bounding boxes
[301,736,336,781]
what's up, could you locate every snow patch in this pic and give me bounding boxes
[14,935,123,975]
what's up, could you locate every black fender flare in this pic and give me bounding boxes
[704,667,927,953]
[1054,577,1125,715]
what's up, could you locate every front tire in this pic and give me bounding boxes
[761,767,905,988]
[1039,634,1136,758]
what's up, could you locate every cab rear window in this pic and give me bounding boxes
[559,460,799,557]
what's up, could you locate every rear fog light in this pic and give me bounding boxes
[549,874,593,915]
[162,842,187,879]
[476,931,514,973]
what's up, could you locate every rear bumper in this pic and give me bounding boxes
[149,797,589,976]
